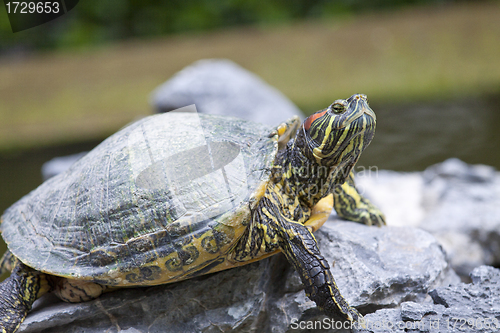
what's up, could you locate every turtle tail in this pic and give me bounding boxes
[0,262,42,333]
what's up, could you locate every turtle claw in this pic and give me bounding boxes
[360,202,386,227]
[334,195,386,227]
[347,307,366,329]
[333,174,386,227]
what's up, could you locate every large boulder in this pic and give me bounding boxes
[354,265,500,333]
[357,158,500,279]
[150,59,304,126]
[18,220,454,333]
[421,159,500,278]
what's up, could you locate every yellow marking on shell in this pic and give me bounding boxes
[93,206,252,286]
[304,194,333,233]
[277,116,301,138]
[65,179,334,288]
[218,249,282,268]
[277,116,301,150]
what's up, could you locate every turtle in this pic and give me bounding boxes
[0,94,384,332]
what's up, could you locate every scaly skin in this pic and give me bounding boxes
[233,94,383,325]
[334,172,385,226]
[277,218,362,322]
[0,263,41,333]
[233,193,363,322]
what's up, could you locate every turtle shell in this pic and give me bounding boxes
[0,111,277,285]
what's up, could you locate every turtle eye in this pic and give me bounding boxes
[329,100,347,114]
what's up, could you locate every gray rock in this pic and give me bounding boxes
[354,266,500,333]
[316,220,457,309]
[20,260,272,333]
[41,152,88,180]
[356,158,500,279]
[18,220,453,333]
[34,154,499,331]
[150,59,305,126]
[400,302,437,321]
[423,158,496,183]
[421,159,500,278]
[268,220,457,333]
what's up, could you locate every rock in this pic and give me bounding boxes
[150,59,305,126]
[20,260,272,333]
[421,159,500,278]
[355,170,425,228]
[354,266,500,333]
[41,152,88,180]
[315,220,458,309]
[400,302,437,321]
[18,220,453,333]
[356,158,500,279]
[423,158,496,183]
[268,220,457,333]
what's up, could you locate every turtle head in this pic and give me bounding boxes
[301,94,376,177]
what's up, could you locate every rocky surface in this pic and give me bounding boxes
[18,220,454,333]
[150,59,304,126]
[354,265,500,333]
[28,158,500,332]
[25,59,500,332]
[41,152,88,181]
[358,158,500,279]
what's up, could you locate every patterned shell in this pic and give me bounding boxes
[1,112,277,283]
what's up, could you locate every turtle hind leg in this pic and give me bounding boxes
[278,220,363,324]
[52,278,107,303]
[0,262,42,333]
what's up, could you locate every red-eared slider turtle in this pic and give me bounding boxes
[0,94,384,332]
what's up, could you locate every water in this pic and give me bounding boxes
[357,94,500,171]
[1,94,499,266]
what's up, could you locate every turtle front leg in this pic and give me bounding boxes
[233,195,363,325]
[0,262,44,333]
[333,171,385,226]
[277,219,363,324]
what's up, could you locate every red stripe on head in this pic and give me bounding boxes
[304,110,328,131]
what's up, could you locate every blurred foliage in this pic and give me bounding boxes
[0,0,482,53]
